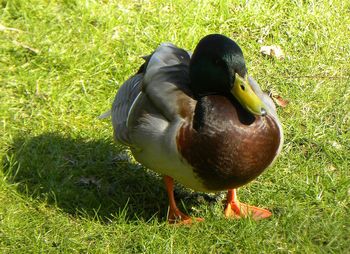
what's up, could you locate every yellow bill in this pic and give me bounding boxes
[231,73,267,116]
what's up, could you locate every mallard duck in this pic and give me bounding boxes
[110,34,283,224]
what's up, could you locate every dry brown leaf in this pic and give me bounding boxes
[273,95,289,108]
[260,45,285,60]
[269,91,289,108]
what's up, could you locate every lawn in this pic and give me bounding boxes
[0,0,349,253]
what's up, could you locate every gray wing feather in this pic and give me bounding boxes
[112,43,195,146]
[111,74,143,145]
[143,43,194,121]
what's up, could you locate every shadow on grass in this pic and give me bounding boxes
[2,132,211,223]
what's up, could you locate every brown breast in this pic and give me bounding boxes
[176,95,281,191]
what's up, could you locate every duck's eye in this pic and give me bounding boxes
[240,84,245,91]
[214,58,226,67]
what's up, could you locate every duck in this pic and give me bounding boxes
[110,34,283,224]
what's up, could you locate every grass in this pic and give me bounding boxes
[1,0,349,253]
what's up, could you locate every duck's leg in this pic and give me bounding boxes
[163,175,203,224]
[224,189,272,220]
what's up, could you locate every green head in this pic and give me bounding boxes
[189,34,267,116]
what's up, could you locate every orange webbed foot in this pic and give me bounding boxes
[163,175,204,225]
[167,208,204,225]
[224,189,272,221]
[224,201,272,220]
